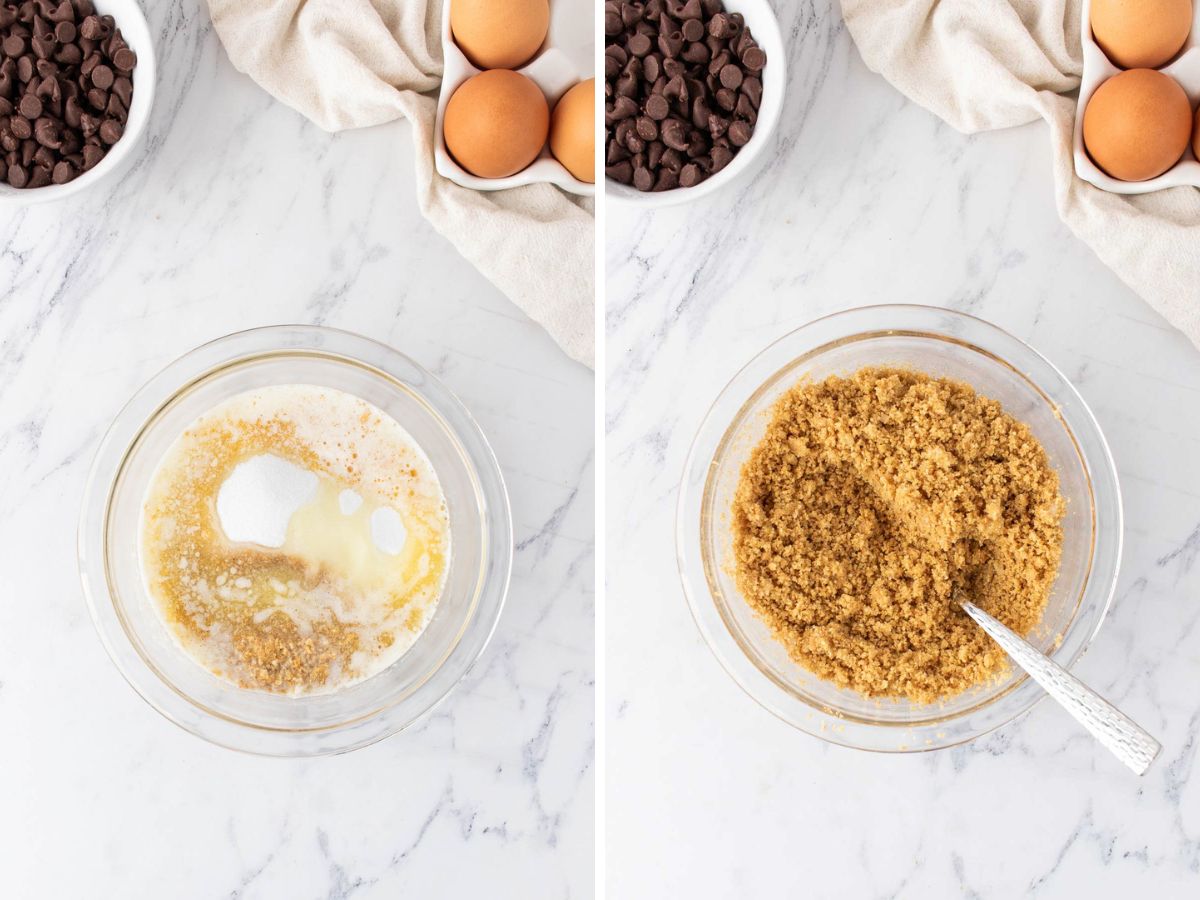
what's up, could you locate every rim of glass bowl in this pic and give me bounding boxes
[79,325,513,756]
[676,304,1123,753]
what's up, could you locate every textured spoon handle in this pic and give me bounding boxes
[961,601,1161,775]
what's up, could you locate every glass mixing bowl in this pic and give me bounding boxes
[677,305,1122,752]
[80,326,512,756]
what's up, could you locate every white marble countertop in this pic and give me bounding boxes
[606,2,1200,896]
[0,2,593,897]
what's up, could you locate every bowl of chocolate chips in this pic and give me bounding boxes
[604,0,784,207]
[0,0,154,203]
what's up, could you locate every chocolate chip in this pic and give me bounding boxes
[741,76,762,109]
[643,53,660,82]
[635,115,658,141]
[97,116,120,144]
[719,63,742,89]
[89,61,111,88]
[660,117,688,150]
[63,93,80,126]
[18,92,41,118]
[628,33,652,57]
[728,119,753,146]
[606,94,638,125]
[80,140,101,169]
[30,35,51,60]
[658,29,683,58]
[2,34,25,56]
[6,160,26,186]
[681,41,708,64]
[111,74,130,107]
[32,142,54,167]
[78,14,100,39]
[27,161,49,186]
[54,20,74,43]
[633,165,653,191]
[9,114,31,138]
[741,46,766,71]
[53,41,79,64]
[679,162,701,186]
[606,160,633,184]
[47,0,73,23]
[645,92,670,120]
[33,115,61,147]
[658,71,678,99]
[652,167,679,191]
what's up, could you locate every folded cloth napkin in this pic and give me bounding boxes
[207,0,595,368]
[842,0,1200,348]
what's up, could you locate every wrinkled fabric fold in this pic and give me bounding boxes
[842,0,1200,348]
[208,0,595,368]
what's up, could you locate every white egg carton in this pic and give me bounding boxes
[434,0,594,195]
[1074,0,1200,194]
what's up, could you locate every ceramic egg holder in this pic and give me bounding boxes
[434,0,594,195]
[1074,0,1200,194]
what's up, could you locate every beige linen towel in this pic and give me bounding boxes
[842,0,1200,347]
[208,0,595,368]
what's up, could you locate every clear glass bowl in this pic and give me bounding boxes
[79,326,512,756]
[677,305,1122,752]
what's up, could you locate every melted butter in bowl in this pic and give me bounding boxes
[139,384,451,695]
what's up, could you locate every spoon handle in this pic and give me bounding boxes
[960,601,1161,775]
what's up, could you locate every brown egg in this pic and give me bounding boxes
[1083,69,1192,181]
[444,70,549,179]
[451,0,549,70]
[1091,0,1192,69]
[550,79,595,183]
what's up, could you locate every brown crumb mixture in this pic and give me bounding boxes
[731,367,1065,702]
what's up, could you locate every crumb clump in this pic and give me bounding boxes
[732,367,1065,702]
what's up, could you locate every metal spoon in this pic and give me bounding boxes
[960,600,1161,775]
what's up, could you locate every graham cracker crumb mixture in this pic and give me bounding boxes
[732,367,1065,702]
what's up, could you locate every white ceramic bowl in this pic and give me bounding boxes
[1074,0,1200,194]
[0,0,156,206]
[607,0,786,208]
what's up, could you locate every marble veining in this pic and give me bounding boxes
[606,1,1200,896]
[0,1,592,897]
